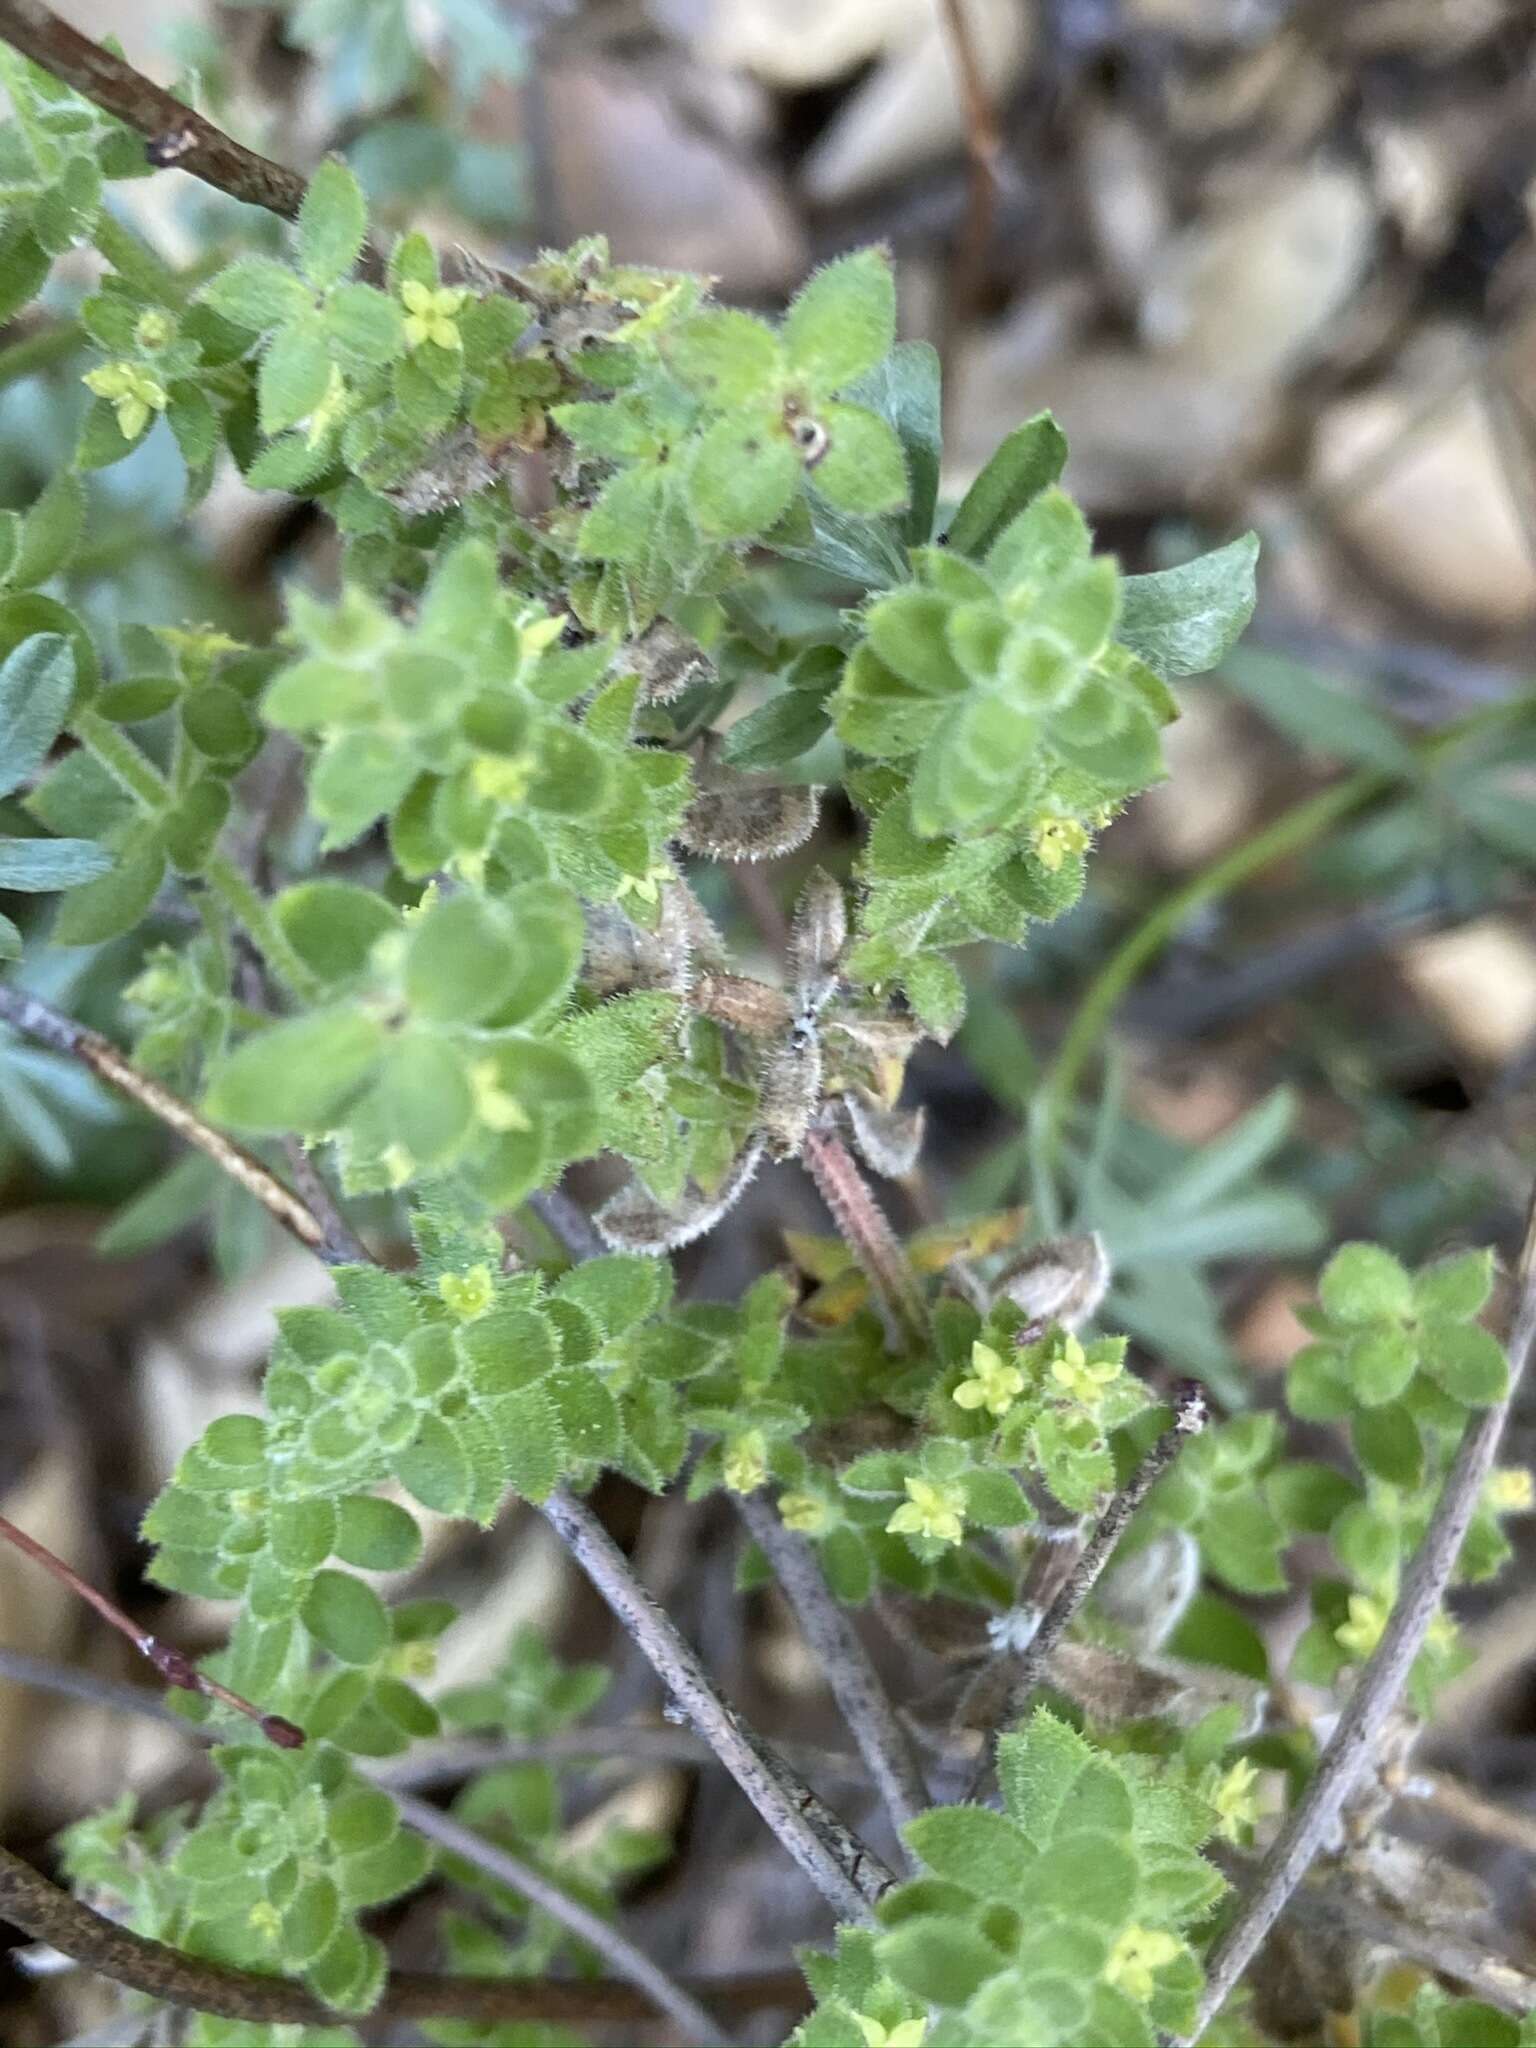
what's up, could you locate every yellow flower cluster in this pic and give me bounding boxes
[83,360,168,441]
[1106,1925,1181,2003]
[886,1474,965,1547]
[401,278,469,350]
[723,1430,768,1495]
[953,1340,1026,1419]
[1031,814,1090,872]
[1049,1332,1119,1407]
[438,1264,496,1321]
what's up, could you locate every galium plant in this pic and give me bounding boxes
[0,9,1532,2047]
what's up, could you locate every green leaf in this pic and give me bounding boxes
[783,247,896,393]
[1426,1323,1508,1407]
[334,1495,422,1571]
[1223,647,1416,773]
[200,257,313,333]
[1413,1250,1494,1322]
[1319,1242,1414,1326]
[302,1568,390,1663]
[687,413,800,539]
[204,1010,385,1134]
[404,893,520,1026]
[298,159,369,290]
[945,413,1068,560]
[811,404,908,517]
[849,339,942,546]
[905,1806,1036,1895]
[374,1032,474,1168]
[0,632,74,799]
[311,731,417,847]
[53,834,163,945]
[665,309,782,406]
[879,1917,1007,2006]
[1352,1402,1424,1489]
[259,320,333,437]
[325,282,405,366]
[274,880,399,985]
[397,1412,474,1515]
[10,472,84,589]
[1117,533,1259,680]
[1347,1326,1418,1407]
[0,833,109,890]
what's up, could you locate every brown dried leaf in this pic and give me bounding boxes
[788,867,847,1010]
[677,782,821,862]
[759,1031,823,1161]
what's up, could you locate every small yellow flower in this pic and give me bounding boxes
[615,862,673,909]
[1031,814,1090,873]
[401,278,468,350]
[1488,1467,1535,1514]
[83,360,167,442]
[471,752,535,806]
[953,1340,1026,1419]
[1106,1925,1182,2004]
[468,1059,531,1134]
[1212,1756,1261,1843]
[247,1900,283,1942]
[855,2018,927,2048]
[439,1264,496,1321]
[1049,1333,1119,1407]
[723,1430,768,1495]
[1335,1592,1387,1662]
[886,1475,966,1548]
[778,1491,831,1535]
[134,309,173,350]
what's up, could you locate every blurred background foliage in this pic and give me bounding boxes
[8,0,1536,2037]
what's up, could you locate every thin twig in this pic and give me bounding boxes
[0,983,328,1255]
[528,1185,608,1265]
[1406,1768,1536,1861]
[801,1120,930,1352]
[1211,1842,1536,2019]
[281,1137,369,1266]
[1181,1192,1536,2044]
[0,1511,304,1748]
[541,1485,890,1922]
[0,1642,767,2040]
[376,1726,872,1792]
[737,1489,929,1845]
[0,1843,805,2028]
[0,0,307,218]
[935,0,1004,419]
[966,1385,1208,1798]
[389,1789,722,2046]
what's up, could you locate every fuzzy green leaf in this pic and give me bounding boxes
[1117,532,1259,681]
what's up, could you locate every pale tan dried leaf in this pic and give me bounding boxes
[991,1232,1111,1332]
[595,1138,766,1253]
[760,1031,823,1161]
[788,868,847,1010]
[844,1086,924,1179]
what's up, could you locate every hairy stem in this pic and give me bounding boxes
[0,1842,804,2028]
[1181,1191,1536,2044]
[0,0,308,218]
[738,1489,929,1845]
[968,1384,1207,1797]
[802,1122,930,1351]
[0,981,328,1255]
[541,1485,891,1921]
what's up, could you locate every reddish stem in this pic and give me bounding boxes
[0,1511,303,1748]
